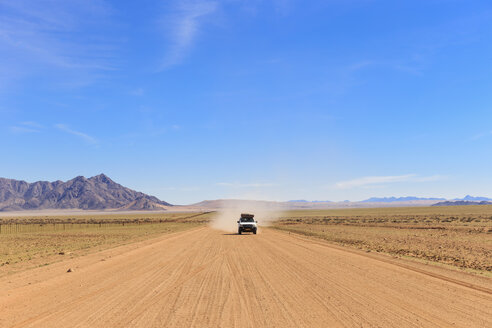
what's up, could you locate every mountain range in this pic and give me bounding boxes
[0,174,171,211]
[454,195,492,201]
[287,197,446,203]
[360,196,446,203]
[1,174,491,212]
[433,200,492,206]
[288,196,492,203]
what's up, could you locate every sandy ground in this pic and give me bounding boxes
[0,227,491,327]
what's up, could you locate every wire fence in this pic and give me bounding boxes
[0,212,213,235]
[0,221,159,235]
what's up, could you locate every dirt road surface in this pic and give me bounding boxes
[1,227,491,327]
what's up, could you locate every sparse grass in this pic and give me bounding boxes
[272,206,492,273]
[0,212,214,276]
[0,211,212,226]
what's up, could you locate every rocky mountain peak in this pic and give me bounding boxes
[0,174,171,211]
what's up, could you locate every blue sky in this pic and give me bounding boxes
[1,0,492,204]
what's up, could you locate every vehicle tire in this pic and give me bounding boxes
[238,229,242,235]
[253,229,257,234]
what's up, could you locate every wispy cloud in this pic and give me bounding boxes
[470,130,492,141]
[10,121,44,133]
[21,121,44,128]
[130,88,144,96]
[10,126,40,134]
[334,174,443,189]
[159,0,218,70]
[217,182,276,188]
[0,0,117,89]
[55,124,97,144]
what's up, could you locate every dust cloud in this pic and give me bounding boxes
[209,200,284,233]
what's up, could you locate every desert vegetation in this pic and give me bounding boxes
[273,206,492,273]
[0,212,212,276]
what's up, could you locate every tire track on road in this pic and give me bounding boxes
[1,227,491,327]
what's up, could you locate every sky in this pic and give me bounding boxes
[1,0,492,204]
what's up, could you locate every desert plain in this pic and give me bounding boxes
[0,206,491,327]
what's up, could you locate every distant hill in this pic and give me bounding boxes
[0,174,171,211]
[361,196,445,203]
[433,200,492,207]
[288,200,333,203]
[191,199,284,210]
[190,198,442,210]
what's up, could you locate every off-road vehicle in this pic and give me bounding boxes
[237,213,257,234]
